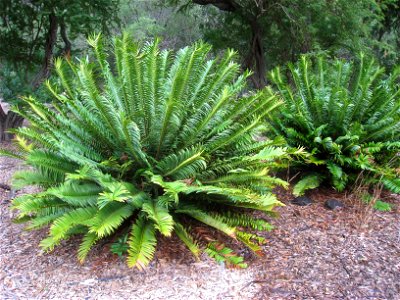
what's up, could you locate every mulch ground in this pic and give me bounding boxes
[1,142,399,300]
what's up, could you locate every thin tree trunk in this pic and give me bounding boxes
[32,12,58,88]
[0,104,24,142]
[60,19,71,58]
[191,1,268,87]
[244,19,267,88]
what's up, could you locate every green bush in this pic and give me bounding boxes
[2,33,289,269]
[268,54,400,195]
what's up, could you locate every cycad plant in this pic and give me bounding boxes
[2,33,289,269]
[268,54,400,195]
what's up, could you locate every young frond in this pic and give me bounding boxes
[88,202,135,238]
[142,200,174,236]
[127,215,157,270]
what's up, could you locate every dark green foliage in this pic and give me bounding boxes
[268,54,400,194]
[374,0,400,67]
[4,33,288,269]
[118,0,208,49]
[173,0,385,87]
[0,0,119,67]
[0,0,120,113]
[0,0,121,141]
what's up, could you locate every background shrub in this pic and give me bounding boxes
[267,54,400,195]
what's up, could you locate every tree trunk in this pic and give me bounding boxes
[191,1,268,88]
[0,104,24,142]
[244,19,267,89]
[60,19,71,59]
[32,12,58,88]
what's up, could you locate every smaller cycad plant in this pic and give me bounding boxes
[268,54,400,195]
[1,33,291,269]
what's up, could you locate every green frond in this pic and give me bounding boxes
[173,222,201,259]
[236,231,264,255]
[381,177,400,194]
[27,150,78,181]
[110,233,129,258]
[142,200,174,236]
[327,162,348,191]
[12,194,67,216]
[127,215,157,270]
[181,184,282,209]
[47,182,103,207]
[88,202,135,238]
[212,211,274,231]
[205,242,247,268]
[203,168,288,188]
[149,174,187,202]
[77,232,98,263]
[293,174,322,196]
[0,148,24,159]
[157,147,206,179]
[12,170,57,189]
[176,207,236,238]
[25,211,69,230]
[97,183,130,209]
[41,207,98,251]
[122,119,149,166]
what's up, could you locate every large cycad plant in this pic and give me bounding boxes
[2,34,287,269]
[268,54,400,194]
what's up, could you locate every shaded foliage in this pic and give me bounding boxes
[267,54,400,194]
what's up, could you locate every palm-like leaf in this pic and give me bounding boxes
[127,215,157,270]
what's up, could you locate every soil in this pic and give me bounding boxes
[1,142,399,299]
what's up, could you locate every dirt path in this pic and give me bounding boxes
[1,142,399,299]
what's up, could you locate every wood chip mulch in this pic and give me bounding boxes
[1,142,399,299]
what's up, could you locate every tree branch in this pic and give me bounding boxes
[192,0,237,12]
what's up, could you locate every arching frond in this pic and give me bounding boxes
[173,222,201,259]
[77,232,98,263]
[142,200,174,236]
[88,202,135,238]
[127,215,157,270]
